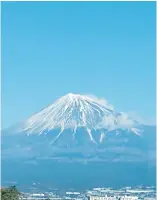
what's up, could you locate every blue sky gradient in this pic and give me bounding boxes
[2,2,156,128]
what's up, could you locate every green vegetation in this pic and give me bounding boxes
[1,186,20,200]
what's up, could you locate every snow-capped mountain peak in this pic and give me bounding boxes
[18,93,139,135]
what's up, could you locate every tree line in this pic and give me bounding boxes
[1,186,20,200]
[1,185,51,200]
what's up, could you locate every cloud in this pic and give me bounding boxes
[85,94,155,128]
[117,113,135,127]
[86,94,114,110]
[101,113,135,130]
[127,111,156,125]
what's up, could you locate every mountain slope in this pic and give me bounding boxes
[6,93,140,136]
[2,93,155,162]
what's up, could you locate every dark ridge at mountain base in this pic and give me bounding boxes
[2,160,156,192]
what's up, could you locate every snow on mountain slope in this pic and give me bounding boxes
[15,93,140,137]
[2,93,155,163]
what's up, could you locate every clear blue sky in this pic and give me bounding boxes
[2,2,156,128]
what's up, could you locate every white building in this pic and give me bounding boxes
[88,195,138,200]
[88,195,117,200]
[126,189,154,194]
[119,196,138,200]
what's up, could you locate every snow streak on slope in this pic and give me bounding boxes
[20,93,138,135]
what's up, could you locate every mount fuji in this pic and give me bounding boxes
[15,93,141,136]
[2,93,156,189]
